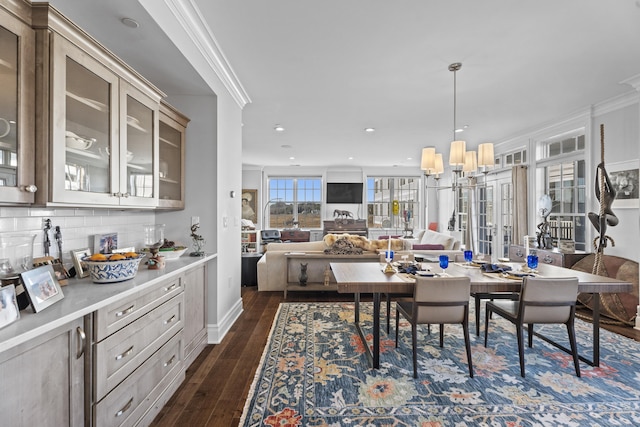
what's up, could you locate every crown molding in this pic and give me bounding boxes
[621,73,640,92]
[164,0,251,108]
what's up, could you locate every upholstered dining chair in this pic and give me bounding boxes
[395,276,473,378]
[484,276,580,378]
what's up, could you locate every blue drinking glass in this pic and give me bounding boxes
[527,254,538,270]
[439,255,449,274]
[464,250,473,264]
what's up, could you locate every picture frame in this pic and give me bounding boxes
[71,248,92,278]
[94,232,118,254]
[21,265,65,313]
[241,189,258,223]
[0,285,20,329]
[608,160,639,209]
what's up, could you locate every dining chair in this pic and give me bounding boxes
[380,252,414,334]
[484,276,580,378]
[395,276,473,378]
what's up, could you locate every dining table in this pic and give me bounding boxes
[330,261,633,369]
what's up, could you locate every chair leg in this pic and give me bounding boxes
[516,324,526,377]
[484,304,491,347]
[462,320,474,377]
[395,308,400,348]
[386,294,391,334]
[474,295,481,336]
[439,324,444,347]
[412,322,418,378]
[566,319,581,377]
[527,323,533,348]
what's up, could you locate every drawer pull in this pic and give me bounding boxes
[76,327,86,359]
[115,346,134,361]
[164,355,176,367]
[164,283,177,292]
[115,304,135,318]
[115,398,133,417]
[543,255,554,264]
[164,314,177,325]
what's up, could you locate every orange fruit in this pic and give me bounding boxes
[109,254,126,261]
[89,253,107,261]
[124,252,138,259]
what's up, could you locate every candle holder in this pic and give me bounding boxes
[143,224,165,269]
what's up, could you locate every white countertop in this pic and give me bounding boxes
[0,253,216,354]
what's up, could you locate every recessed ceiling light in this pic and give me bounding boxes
[407,157,412,161]
[274,125,285,132]
[121,17,140,28]
[289,156,295,160]
[364,127,375,132]
[348,156,354,160]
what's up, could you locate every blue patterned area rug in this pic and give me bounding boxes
[239,302,640,426]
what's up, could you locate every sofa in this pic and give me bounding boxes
[256,231,462,292]
[408,229,462,260]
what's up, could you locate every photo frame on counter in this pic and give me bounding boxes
[608,160,639,209]
[71,248,92,278]
[94,232,118,254]
[20,265,65,313]
[0,285,20,329]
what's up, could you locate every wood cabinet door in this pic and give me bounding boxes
[0,317,86,427]
[183,264,207,367]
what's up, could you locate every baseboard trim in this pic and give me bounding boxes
[207,297,243,343]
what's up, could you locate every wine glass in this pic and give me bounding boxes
[526,254,538,272]
[464,250,473,265]
[439,255,449,275]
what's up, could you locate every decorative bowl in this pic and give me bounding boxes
[143,246,188,261]
[82,254,145,283]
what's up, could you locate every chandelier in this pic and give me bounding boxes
[421,63,494,183]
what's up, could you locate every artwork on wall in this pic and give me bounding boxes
[241,189,258,223]
[609,160,639,208]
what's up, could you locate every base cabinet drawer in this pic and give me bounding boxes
[94,294,184,401]
[95,332,184,427]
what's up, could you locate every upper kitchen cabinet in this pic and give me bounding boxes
[158,101,189,209]
[0,1,37,204]
[32,4,163,208]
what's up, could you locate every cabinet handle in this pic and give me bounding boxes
[115,398,133,418]
[115,345,134,361]
[115,304,135,317]
[164,314,177,325]
[543,255,554,264]
[76,327,86,359]
[164,283,177,292]
[164,355,176,367]
[22,184,38,193]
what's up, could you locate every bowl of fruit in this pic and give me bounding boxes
[82,252,145,283]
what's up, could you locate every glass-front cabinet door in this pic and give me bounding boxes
[50,34,119,205]
[0,7,36,204]
[120,82,158,207]
[158,102,188,209]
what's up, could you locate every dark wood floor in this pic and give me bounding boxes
[150,286,640,427]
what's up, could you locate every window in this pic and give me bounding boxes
[367,177,420,232]
[266,177,322,228]
[536,129,586,251]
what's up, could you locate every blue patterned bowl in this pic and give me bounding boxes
[82,254,145,283]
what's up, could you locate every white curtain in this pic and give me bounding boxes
[512,165,528,245]
[465,177,478,254]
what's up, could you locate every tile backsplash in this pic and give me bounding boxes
[0,206,155,268]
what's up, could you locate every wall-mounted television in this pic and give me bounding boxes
[326,182,363,204]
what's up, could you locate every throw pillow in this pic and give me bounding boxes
[420,230,455,250]
[412,244,445,250]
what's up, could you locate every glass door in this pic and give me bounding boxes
[51,33,119,205]
[120,82,158,207]
[158,102,187,209]
[0,12,35,203]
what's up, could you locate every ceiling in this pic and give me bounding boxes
[48,0,640,169]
